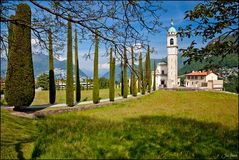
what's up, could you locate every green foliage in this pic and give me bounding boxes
[131,46,137,96]
[99,77,109,89]
[142,58,147,95]
[48,28,56,104]
[75,30,81,102]
[123,47,128,98]
[36,73,49,90]
[93,30,99,103]
[138,53,142,93]
[179,53,238,75]
[144,46,151,93]
[178,1,238,64]
[66,18,74,106]
[224,75,239,93]
[109,48,115,101]
[153,60,156,91]
[5,4,35,109]
[120,60,124,96]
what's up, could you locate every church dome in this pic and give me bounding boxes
[168,19,176,33]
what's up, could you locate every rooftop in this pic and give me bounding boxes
[185,71,218,76]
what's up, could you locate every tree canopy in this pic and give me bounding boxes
[178,0,238,65]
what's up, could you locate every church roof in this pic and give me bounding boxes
[168,19,176,33]
[186,71,218,76]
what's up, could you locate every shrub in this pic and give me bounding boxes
[5,4,35,110]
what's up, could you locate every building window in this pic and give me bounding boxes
[170,38,174,45]
[162,70,164,75]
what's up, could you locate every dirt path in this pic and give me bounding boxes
[4,93,144,119]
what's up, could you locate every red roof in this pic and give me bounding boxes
[186,71,217,76]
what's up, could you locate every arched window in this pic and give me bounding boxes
[170,38,174,45]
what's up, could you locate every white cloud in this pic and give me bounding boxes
[31,38,39,45]
[99,63,109,70]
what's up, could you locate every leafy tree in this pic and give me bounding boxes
[99,77,109,89]
[36,73,49,90]
[224,75,238,93]
[178,1,239,65]
[109,48,115,101]
[66,17,74,107]
[153,60,156,91]
[123,47,128,98]
[48,28,56,104]
[131,46,137,96]
[93,30,99,103]
[75,30,81,102]
[138,53,142,93]
[5,4,35,110]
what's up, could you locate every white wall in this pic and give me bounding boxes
[206,73,218,82]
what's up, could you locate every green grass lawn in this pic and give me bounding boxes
[1,90,238,159]
[1,88,121,106]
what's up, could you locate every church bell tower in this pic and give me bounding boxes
[167,19,178,88]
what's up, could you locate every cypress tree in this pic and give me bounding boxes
[146,46,151,93]
[123,47,128,98]
[93,30,99,103]
[120,59,124,96]
[138,53,142,93]
[75,29,81,102]
[153,60,156,91]
[48,28,56,104]
[109,48,115,101]
[142,61,146,95]
[5,4,35,110]
[131,46,137,96]
[66,17,74,106]
[130,73,132,94]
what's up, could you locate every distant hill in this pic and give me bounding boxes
[178,34,238,75]
[101,57,180,81]
[1,54,88,78]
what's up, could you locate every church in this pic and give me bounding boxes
[153,20,180,89]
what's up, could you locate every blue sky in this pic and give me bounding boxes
[4,1,204,77]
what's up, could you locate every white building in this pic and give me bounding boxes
[185,71,223,90]
[152,19,180,89]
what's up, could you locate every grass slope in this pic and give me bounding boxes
[1,90,238,159]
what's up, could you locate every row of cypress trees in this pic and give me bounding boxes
[4,3,156,109]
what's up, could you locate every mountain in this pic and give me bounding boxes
[178,34,238,75]
[1,54,88,78]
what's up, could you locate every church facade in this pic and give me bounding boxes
[153,20,180,89]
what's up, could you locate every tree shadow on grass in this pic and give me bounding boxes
[31,115,238,159]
